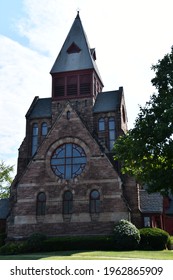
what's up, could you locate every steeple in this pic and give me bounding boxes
[50,13,103,101]
[50,13,102,81]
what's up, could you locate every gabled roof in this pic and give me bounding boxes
[139,190,163,213]
[26,97,52,119]
[0,198,10,219]
[50,13,103,84]
[93,87,123,113]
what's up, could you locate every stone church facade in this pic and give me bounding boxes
[7,13,141,240]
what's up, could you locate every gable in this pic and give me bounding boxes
[19,102,121,184]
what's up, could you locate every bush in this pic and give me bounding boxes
[139,228,170,250]
[113,219,140,250]
[0,235,115,254]
[43,236,115,252]
[0,233,6,247]
[0,241,27,255]
[26,232,47,252]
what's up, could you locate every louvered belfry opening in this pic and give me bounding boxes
[67,75,77,96]
[80,74,91,95]
[53,71,94,99]
[54,77,65,97]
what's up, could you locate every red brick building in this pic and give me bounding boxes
[7,13,142,240]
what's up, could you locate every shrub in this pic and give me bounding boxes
[0,235,115,254]
[139,228,170,250]
[0,241,27,255]
[113,219,140,250]
[43,236,115,252]
[0,233,6,247]
[26,232,47,252]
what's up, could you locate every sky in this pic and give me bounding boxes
[1,0,173,174]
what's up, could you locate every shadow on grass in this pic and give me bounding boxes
[0,250,90,260]
[0,249,172,260]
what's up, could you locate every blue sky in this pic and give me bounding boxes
[0,1,27,44]
[1,0,173,173]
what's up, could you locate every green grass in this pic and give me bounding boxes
[0,250,172,260]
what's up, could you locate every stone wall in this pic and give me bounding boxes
[8,102,131,239]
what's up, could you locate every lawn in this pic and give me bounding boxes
[0,250,172,260]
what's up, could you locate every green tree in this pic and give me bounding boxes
[114,46,173,194]
[0,161,14,198]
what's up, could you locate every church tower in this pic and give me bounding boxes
[7,13,140,240]
[50,12,103,129]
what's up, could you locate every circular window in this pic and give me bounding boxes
[50,143,87,179]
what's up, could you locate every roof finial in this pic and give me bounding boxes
[76,8,80,18]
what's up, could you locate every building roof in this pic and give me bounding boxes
[0,198,10,219]
[93,88,123,113]
[50,13,103,84]
[26,87,124,119]
[139,190,163,213]
[26,97,52,119]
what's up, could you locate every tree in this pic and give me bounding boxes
[0,161,14,198]
[114,46,173,195]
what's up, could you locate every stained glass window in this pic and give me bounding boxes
[108,117,116,150]
[32,123,38,156]
[41,122,48,136]
[36,192,46,216]
[50,143,87,179]
[63,190,73,214]
[98,118,105,131]
[90,190,100,213]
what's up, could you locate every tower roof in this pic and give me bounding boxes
[50,13,103,84]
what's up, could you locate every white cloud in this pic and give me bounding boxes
[0,35,50,170]
[17,0,77,55]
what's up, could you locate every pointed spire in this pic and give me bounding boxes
[50,13,103,85]
[76,9,80,18]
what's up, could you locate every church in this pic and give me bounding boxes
[7,13,150,240]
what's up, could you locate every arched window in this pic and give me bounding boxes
[36,192,46,216]
[32,123,38,156]
[41,122,48,136]
[67,111,71,120]
[51,143,87,179]
[108,117,116,150]
[98,118,105,131]
[63,191,73,214]
[90,190,100,213]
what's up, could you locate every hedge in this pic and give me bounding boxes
[43,236,115,252]
[0,233,6,248]
[139,228,170,250]
[0,235,116,255]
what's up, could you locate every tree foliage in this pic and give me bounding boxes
[0,161,14,198]
[114,46,173,194]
